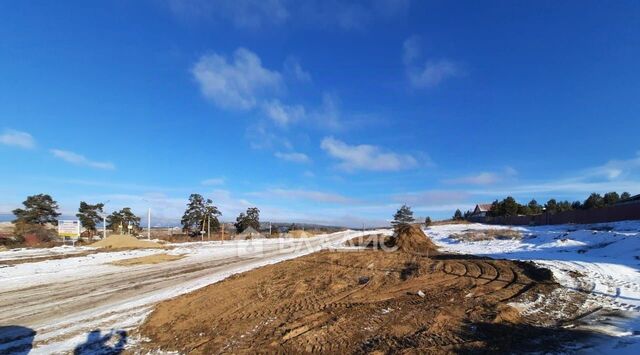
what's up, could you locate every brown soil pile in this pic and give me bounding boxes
[287,230,312,238]
[110,253,184,266]
[89,235,163,249]
[345,233,394,248]
[138,250,586,354]
[392,224,439,254]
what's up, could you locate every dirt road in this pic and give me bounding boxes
[0,231,360,354]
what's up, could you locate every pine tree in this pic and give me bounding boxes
[181,194,221,235]
[603,192,620,206]
[453,209,463,220]
[527,199,542,215]
[106,208,141,234]
[502,196,519,216]
[392,204,415,227]
[621,192,631,200]
[76,201,104,236]
[424,216,432,227]
[584,193,605,209]
[13,194,61,225]
[545,199,559,214]
[235,207,260,233]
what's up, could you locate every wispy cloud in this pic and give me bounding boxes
[284,57,312,82]
[274,151,311,163]
[392,190,471,206]
[192,47,283,110]
[444,167,517,186]
[167,0,410,31]
[0,129,36,149]
[403,35,461,88]
[248,188,355,204]
[262,99,306,126]
[320,136,417,172]
[201,177,225,186]
[50,149,115,170]
[168,0,289,29]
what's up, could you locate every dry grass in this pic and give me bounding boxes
[450,228,522,242]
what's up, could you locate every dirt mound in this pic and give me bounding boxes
[287,230,312,238]
[89,235,163,249]
[137,250,576,354]
[0,246,7,252]
[110,253,184,266]
[392,224,439,254]
[344,233,393,248]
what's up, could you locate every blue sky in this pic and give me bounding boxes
[1,0,639,227]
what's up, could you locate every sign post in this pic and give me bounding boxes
[58,220,81,246]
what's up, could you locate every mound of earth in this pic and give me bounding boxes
[89,235,163,249]
[287,230,312,238]
[391,224,439,254]
[110,253,184,266]
[137,250,586,354]
[344,233,393,248]
[0,246,7,252]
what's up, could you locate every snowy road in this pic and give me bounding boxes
[0,231,362,354]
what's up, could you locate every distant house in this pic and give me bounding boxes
[616,194,640,206]
[471,203,493,218]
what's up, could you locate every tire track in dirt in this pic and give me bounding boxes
[138,250,570,354]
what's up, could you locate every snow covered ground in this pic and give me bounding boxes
[427,221,640,353]
[0,231,363,354]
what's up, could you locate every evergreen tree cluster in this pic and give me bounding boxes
[487,191,632,217]
[181,193,222,235]
[106,207,141,234]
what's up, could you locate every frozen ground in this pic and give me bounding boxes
[0,230,368,354]
[427,221,640,353]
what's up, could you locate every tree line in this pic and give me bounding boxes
[9,193,264,241]
[479,191,632,218]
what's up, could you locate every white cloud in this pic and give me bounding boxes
[308,93,343,130]
[201,178,225,186]
[50,149,115,170]
[284,57,312,82]
[168,0,409,31]
[320,136,417,172]
[0,129,36,149]
[403,35,461,88]
[192,47,283,110]
[445,172,501,185]
[444,167,518,186]
[274,151,311,163]
[262,99,306,126]
[393,190,471,206]
[248,188,355,204]
[584,154,640,180]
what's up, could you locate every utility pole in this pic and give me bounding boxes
[207,214,210,240]
[269,222,272,235]
[103,215,106,239]
[147,207,151,240]
[221,223,224,243]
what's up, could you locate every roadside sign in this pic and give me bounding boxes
[58,220,81,239]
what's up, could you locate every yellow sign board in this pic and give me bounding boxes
[58,220,81,238]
